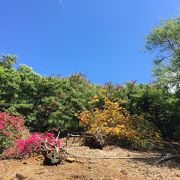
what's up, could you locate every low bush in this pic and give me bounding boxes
[3,131,62,159]
[0,112,62,159]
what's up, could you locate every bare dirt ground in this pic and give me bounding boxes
[0,138,180,180]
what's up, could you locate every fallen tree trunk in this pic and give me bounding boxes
[66,133,105,149]
[154,154,180,164]
[154,142,180,164]
[71,155,160,160]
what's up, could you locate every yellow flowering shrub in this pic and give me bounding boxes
[77,97,162,150]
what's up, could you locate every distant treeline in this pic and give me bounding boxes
[0,55,179,141]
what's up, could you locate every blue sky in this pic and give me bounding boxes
[0,0,179,84]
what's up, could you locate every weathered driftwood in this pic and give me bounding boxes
[154,154,180,164]
[70,154,160,160]
[154,142,180,164]
[42,131,67,165]
[66,133,105,149]
[66,133,94,146]
[43,150,62,165]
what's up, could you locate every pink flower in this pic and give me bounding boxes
[45,132,54,138]
[52,127,58,131]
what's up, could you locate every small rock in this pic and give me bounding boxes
[120,169,128,175]
[65,157,75,163]
[88,166,93,170]
[36,171,45,175]
[15,173,27,180]
[76,160,84,164]
[88,160,96,164]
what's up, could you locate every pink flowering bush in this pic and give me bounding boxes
[0,112,62,159]
[3,131,62,159]
[0,112,29,153]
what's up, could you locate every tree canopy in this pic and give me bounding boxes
[145,17,180,91]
